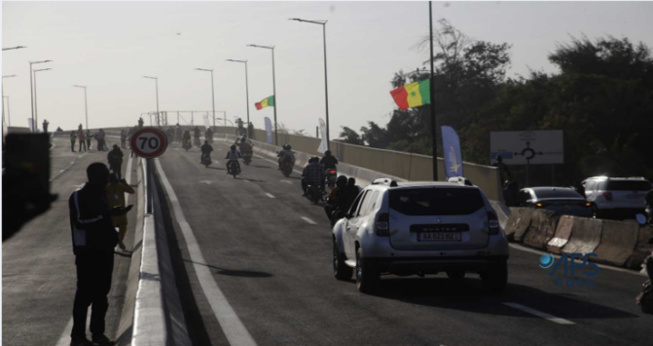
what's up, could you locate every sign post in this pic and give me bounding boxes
[129,127,168,213]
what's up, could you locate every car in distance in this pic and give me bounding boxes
[518,187,592,217]
[582,176,652,219]
[332,178,509,294]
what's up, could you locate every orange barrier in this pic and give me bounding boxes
[561,217,602,255]
[547,216,574,255]
[592,219,639,267]
[504,208,534,242]
[523,209,559,250]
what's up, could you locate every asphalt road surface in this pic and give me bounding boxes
[2,135,652,345]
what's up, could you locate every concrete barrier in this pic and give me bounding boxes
[547,215,574,254]
[592,219,639,267]
[561,217,603,255]
[626,225,653,270]
[504,207,534,242]
[523,209,559,250]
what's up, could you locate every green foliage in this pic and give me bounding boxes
[343,25,653,184]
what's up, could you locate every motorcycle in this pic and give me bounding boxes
[201,153,212,168]
[306,183,323,204]
[325,168,337,189]
[279,155,294,177]
[227,160,241,178]
[182,138,192,151]
[242,150,252,166]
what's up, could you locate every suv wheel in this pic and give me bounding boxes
[591,205,601,219]
[481,260,507,292]
[333,239,353,281]
[356,247,379,293]
[446,271,465,280]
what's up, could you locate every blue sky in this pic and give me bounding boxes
[3,1,652,136]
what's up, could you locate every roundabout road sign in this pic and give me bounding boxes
[129,127,168,159]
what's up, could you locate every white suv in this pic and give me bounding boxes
[332,178,509,293]
[582,176,651,219]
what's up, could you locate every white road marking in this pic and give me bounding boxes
[199,180,213,184]
[281,180,292,184]
[155,159,257,346]
[301,217,317,225]
[503,302,575,325]
[59,169,66,173]
[265,193,275,199]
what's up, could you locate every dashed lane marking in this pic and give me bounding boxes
[265,193,275,199]
[301,217,317,225]
[281,180,292,184]
[503,302,575,325]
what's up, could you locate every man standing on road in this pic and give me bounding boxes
[106,174,135,251]
[70,131,77,152]
[78,129,87,152]
[68,163,132,346]
[42,119,49,133]
[107,145,124,180]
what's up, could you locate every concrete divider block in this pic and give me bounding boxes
[547,215,574,254]
[626,225,653,270]
[591,219,639,267]
[504,207,534,242]
[523,209,559,250]
[561,217,602,255]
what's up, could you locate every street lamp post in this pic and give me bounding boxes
[247,43,278,145]
[73,85,88,130]
[143,76,160,126]
[289,18,330,150]
[2,75,17,127]
[29,60,52,132]
[195,68,216,128]
[226,59,250,134]
[33,68,52,132]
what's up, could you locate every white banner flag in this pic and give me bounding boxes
[203,113,211,129]
[317,118,327,153]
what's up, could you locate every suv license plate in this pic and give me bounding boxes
[418,232,461,242]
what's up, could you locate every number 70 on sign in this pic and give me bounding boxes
[129,127,168,159]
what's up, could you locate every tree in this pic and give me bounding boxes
[339,126,364,145]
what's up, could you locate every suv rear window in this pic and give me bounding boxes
[605,180,651,191]
[389,187,485,216]
[532,188,582,199]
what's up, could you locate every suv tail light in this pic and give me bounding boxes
[488,212,499,235]
[329,170,336,175]
[602,192,612,201]
[375,213,389,236]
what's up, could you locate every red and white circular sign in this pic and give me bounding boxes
[129,127,168,159]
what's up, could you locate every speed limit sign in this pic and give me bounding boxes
[129,127,168,159]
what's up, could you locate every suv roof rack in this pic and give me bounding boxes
[372,178,398,187]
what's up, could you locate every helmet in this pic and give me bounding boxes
[336,175,347,187]
[287,145,292,150]
[325,150,331,156]
[231,145,236,150]
[283,144,289,150]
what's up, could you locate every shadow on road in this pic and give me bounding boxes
[363,276,638,319]
[183,258,273,278]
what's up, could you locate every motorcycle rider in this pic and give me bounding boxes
[182,130,192,148]
[238,137,253,159]
[278,144,295,170]
[200,140,213,164]
[319,150,338,170]
[324,175,348,225]
[225,144,241,174]
[645,188,653,224]
[302,157,325,195]
[205,127,214,143]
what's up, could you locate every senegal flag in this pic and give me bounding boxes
[390,79,430,110]
[255,95,275,110]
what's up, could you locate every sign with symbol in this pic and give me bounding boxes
[490,130,563,165]
[129,127,168,159]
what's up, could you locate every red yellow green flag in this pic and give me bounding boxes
[389,79,431,110]
[255,95,275,110]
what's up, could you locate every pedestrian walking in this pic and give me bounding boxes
[86,129,92,150]
[68,162,132,346]
[120,129,127,149]
[107,145,124,180]
[106,175,135,250]
[78,129,87,152]
[70,131,77,152]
